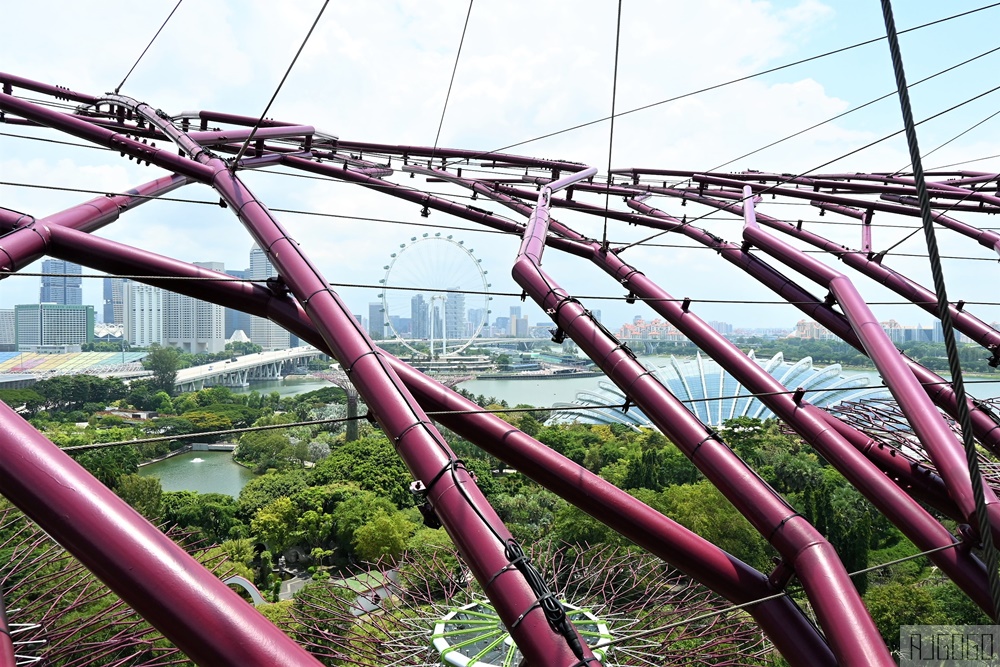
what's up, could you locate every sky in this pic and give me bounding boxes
[3,0,1000,334]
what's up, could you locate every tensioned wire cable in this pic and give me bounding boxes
[882,0,1000,621]
[6,173,987,231]
[13,272,1000,307]
[114,0,183,94]
[435,2,1000,169]
[230,0,329,167]
[613,77,1000,254]
[49,380,1000,453]
[598,541,964,648]
[601,0,623,247]
[430,0,473,163]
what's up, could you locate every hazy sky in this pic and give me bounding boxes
[3,1,1000,333]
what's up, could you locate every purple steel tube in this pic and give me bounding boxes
[441,177,963,520]
[634,190,1000,464]
[461,177,987,609]
[0,402,323,666]
[691,172,1000,257]
[22,219,835,666]
[511,177,892,665]
[0,593,13,667]
[2,85,596,665]
[0,174,190,271]
[783,201,1000,357]
[741,188,1000,540]
[0,71,99,104]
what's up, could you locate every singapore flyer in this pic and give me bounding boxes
[378,233,491,357]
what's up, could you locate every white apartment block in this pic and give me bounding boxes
[248,245,290,350]
[123,282,164,347]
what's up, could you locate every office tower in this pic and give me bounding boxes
[444,290,466,341]
[224,269,253,338]
[15,304,94,351]
[103,277,126,325]
[162,262,226,354]
[514,316,528,338]
[123,282,165,347]
[40,259,82,305]
[411,294,428,339]
[368,302,386,339]
[248,245,290,350]
[0,309,14,351]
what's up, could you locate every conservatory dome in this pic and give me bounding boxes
[546,351,890,429]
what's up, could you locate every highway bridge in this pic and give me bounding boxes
[173,346,325,392]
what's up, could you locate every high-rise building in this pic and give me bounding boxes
[444,290,466,342]
[0,309,14,351]
[162,262,226,354]
[368,302,386,339]
[15,304,93,351]
[509,305,521,319]
[123,282,164,347]
[514,316,528,338]
[247,245,290,350]
[411,294,428,339]
[40,259,82,305]
[103,277,125,325]
[224,269,253,339]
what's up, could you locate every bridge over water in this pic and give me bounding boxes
[173,346,324,392]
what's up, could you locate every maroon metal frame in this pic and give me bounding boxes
[3,73,1000,664]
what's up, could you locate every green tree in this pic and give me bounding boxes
[237,470,309,521]
[297,508,335,549]
[332,490,397,557]
[312,435,414,507]
[144,345,181,395]
[161,491,243,542]
[353,510,416,562]
[864,583,941,651]
[251,496,299,554]
[658,481,774,571]
[71,447,140,489]
[116,473,162,520]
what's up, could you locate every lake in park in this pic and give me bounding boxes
[149,364,1000,497]
[139,451,253,498]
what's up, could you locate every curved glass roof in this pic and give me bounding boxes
[547,351,891,429]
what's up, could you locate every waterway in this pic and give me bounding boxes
[139,451,253,498]
[234,377,332,397]
[233,360,1000,409]
[459,364,1000,408]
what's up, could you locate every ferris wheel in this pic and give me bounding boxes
[378,233,491,357]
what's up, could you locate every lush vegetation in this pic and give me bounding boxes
[0,373,988,657]
[645,336,999,373]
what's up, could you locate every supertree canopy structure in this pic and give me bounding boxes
[286,544,770,666]
[3,8,1000,664]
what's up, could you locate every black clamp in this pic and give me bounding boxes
[550,327,567,344]
[792,387,805,405]
[265,276,291,298]
[625,291,636,305]
[681,297,691,312]
[409,480,442,530]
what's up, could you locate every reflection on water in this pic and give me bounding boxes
[139,451,253,498]
[233,378,333,397]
